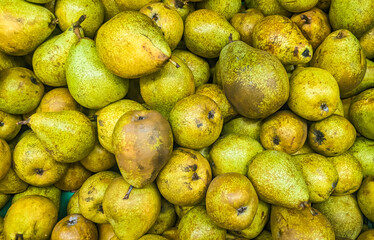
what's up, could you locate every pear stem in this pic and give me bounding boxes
[17,118,30,125]
[52,18,59,25]
[73,15,87,28]
[169,59,180,68]
[15,234,24,240]
[123,185,133,200]
[73,27,83,40]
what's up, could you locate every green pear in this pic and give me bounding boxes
[252,15,313,65]
[139,234,169,240]
[12,185,61,209]
[310,29,366,95]
[140,55,195,119]
[253,230,272,240]
[27,0,53,3]
[102,177,161,240]
[36,88,81,113]
[277,0,318,12]
[66,37,129,109]
[247,150,309,209]
[0,139,11,181]
[244,0,290,16]
[0,193,10,209]
[313,195,363,240]
[78,171,120,224]
[0,167,29,194]
[342,59,374,98]
[270,205,335,239]
[80,139,116,173]
[221,117,262,141]
[292,153,338,203]
[206,173,258,230]
[96,11,171,79]
[178,206,226,240]
[329,0,374,38]
[147,198,177,235]
[54,162,92,191]
[0,67,45,115]
[0,0,57,56]
[357,177,374,222]
[51,214,99,240]
[55,0,104,38]
[0,51,25,72]
[100,0,120,21]
[220,41,289,119]
[115,0,160,11]
[357,230,374,240]
[230,9,264,46]
[360,27,374,59]
[32,16,85,87]
[209,134,263,176]
[184,9,240,58]
[348,137,374,177]
[21,110,95,163]
[67,190,81,215]
[13,131,68,186]
[196,0,242,20]
[163,0,195,21]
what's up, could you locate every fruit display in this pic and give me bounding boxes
[1,0,374,239]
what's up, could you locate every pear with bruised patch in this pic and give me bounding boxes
[112,110,173,188]
[51,214,98,240]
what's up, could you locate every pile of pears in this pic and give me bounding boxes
[1,0,374,239]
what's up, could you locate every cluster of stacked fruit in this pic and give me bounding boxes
[0,0,374,239]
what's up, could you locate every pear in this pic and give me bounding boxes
[252,15,313,65]
[244,0,290,17]
[147,198,177,234]
[51,214,98,240]
[0,0,57,56]
[36,88,81,113]
[0,168,29,194]
[358,230,374,240]
[175,205,198,219]
[310,29,366,95]
[0,51,25,72]
[96,11,171,79]
[169,94,223,149]
[209,134,263,176]
[277,0,318,12]
[0,193,10,209]
[21,110,96,163]
[98,223,116,240]
[247,150,309,209]
[348,137,374,177]
[66,37,129,110]
[221,117,262,141]
[349,88,374,140]
[357,177,374,222]
[162,227,179,240]
[4,195,58,240]
[80,140,116,173]
[163,0,195,21]
[342,59,374,98]
[140,2,184,50]
[184,9,240,58]
[270,205,335,239]
[100,0,120,21]
[329,0,374,38]
[0,67,45,115]
[260,110,307,154]
[112,110,173,188]
[173,49,210,88]
[220,41,289,119]
[292,141,315,155]
[308,114,356,156]
[330,153,363,195]
[140,55,195,119]
[360,27,374,59]
[230,9,264,46]
[54,162,92,191]
[156,147,212,206]
[178,206,226,240]
[253,230,272,240]
[96,99,146,153]
[27,0,53,3]
[67,190,81,215]
[12,185,61,209]
[213,59,223,87]
[196,0,242,20]
[78,171,120,224]
[0,139,11,181]
[139,235,169,240]
[313,195,363,240]
[292,153,338,203]
[13,131,69,186]
[115,0,160,11]
[102,177,161,240]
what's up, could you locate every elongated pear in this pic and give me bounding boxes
[32,16,86,87]
[20,111,95,163]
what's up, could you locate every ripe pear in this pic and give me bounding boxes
[96,11,171,79]
[342,59,374,98]
[196,0,242,20]
[4,195,58,240]
[270,205,335,239]
[348,137,374,177]
[112,110,173,188]
[96,99,145,153]
[358,230,374,240]
[140,55,195,119]
[115,0,160,11]
[221,117,262,141]
[55,0,104,38]
[0,51,25,72]
[313,195,363,240]
[36,88,81,113]
[54,162,92,191]
[12,185,61,209]
[184,9,240,58]
[0,0,57,56]
[209,134,263,176]
[0,167,28,194]
[360,27,374,59]
[139,235,169,240]
[357,177,374,222]
[330,153,363,195]
[78,171,120,224]
[0,139,11,181]
[163,0,195,21]
[230,9,264,46]
[253,230,272,240]
[0,67,44,115]
[147,198,177,234]
[310,29,366,95]
[178,206,226,240]
[67,190,81,215]
[80,140,116,173]
[292,141,315,155]
[277,0,318,12]
[220,41,289,119]
[66,37,129,109]
[169,94,223,149]
[98,223,116,240]
[252,15,313,65]
[51,214,98,240]
[100,0,120,21]
[247,150,309,209]
[0,193,10,209]
[308,114,356,156]
[156,147,212,206]
[22,110,96,163]
[292,153,338,203]
[244,0,290,17]
[102,177,161,240]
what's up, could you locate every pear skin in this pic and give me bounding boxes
[357,177,374,222]
[0,139,11,181]
[348,137,374,177]
[51,214,98,240]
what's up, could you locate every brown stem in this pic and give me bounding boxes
[228,33,233,43]
[123,185,133,200]
[73,15,86,28]
[73,27,82,40]
[52,18,59,25]
[15,234,24,240]
[17,118,30,125]
[169,59,180,68]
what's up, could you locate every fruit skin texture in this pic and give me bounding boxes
[96,11,171,79]
[348,137,374,177]
[220,41,289,119]
[112,110,173,188]
[0,139,11,181]
[357,177,374,222]
[51,214,98,240]
[357,229,374,240]
[196,0,242,20]
[277,0,318,12]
